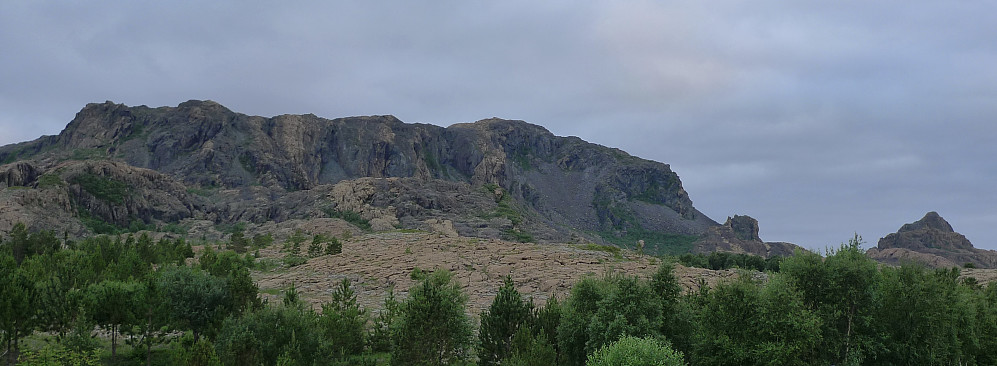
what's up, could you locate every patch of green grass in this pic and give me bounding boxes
[161,222,188,235]
[580,243,624,260]
[69,148,108,161]
[423,149,441,171]
[70,173,130,204]
[511,145,534,171]
[239,153,257,175]
[186,186,217,197]
[259,287,284,296]
[596,230,699,257]
[502,228,534,243]
[322,207,372,231]
[78,209,124,235]
[216,221,248,235]
[36,173,64,188]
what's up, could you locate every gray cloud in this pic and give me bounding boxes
[2,1,995,249]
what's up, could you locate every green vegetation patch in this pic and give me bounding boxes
[70,173,130,204]
[502,228,534,243]
[597,230,699,257]
[68,148,108,161]
[322,207,372,231]
[36,173,64,189]
[511,145,534,171]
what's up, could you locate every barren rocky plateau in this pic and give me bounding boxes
[241,222,997,316]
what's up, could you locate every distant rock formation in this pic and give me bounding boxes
[691,215,801,258]
[867,212,997,268]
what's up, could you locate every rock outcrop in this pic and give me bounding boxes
[867,212,997,268]
[691,215,801,258]
[0,100,722,252]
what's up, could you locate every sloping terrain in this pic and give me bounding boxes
[248,228,997,315]
[251,230,749,314]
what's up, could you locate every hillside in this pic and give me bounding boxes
[0,100,737,255]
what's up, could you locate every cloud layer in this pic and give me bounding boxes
[2,1,995,249]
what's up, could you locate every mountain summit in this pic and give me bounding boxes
[869,212,997,268]
[0,100,744,255]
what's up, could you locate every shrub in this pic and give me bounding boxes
[586,336,686,366]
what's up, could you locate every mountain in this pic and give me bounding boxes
[0,100,743,255]
[867,212,997,268]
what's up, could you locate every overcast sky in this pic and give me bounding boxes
[2,1,995,250]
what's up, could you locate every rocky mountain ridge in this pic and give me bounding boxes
[691,215,800,257]
[0,100,741,255]
[867,212,997,268]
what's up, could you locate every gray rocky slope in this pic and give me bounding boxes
[0,100,743,254]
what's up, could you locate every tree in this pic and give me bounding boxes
[198,248,260,314]
[369,287,400,353]
[586,336,686,366]
[252,233,273,249]
[505,326,557,366]
[557,276,614,366]
[478,276,534,366]
[781,235,880,364]
[228,231,248,254]
[319,278,367,358]
[325,237,342,255]
[651,261,694,357]
[158,266,230,342]
[874,265,977,365]
[391,270,474,365]
[307,234,327,258]
[215,303,326,366]
[84,280,144,361]
[284,230,306,254]
[692,274,821,366]
[124,273,168,366]
[0,252,35,365]
[586,275,662,354]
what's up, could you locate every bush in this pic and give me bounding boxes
[171,336,222,366]
[17,343,101,366]
[325,237,343,255]
[322,208,372,231]
[283,254,307,268]
[215,304,327,366]
[586,336,685,366]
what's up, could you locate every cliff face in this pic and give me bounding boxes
[868,212,997,268]
[0,100,718,251]
[691,215,801,258]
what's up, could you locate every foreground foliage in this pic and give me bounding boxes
[1,228,996,366]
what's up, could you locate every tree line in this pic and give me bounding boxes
[2,227,996,365]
